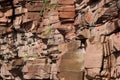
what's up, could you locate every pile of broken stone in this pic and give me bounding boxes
[0,0,120,80]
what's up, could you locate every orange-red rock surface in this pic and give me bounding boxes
[0,0,120,80]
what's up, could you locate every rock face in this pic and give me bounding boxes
[0,0,120,80]
[75,0,120,80]
[58,41,85,80]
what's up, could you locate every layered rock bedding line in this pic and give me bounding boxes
[75,0,120,80]
[0,0,120,80]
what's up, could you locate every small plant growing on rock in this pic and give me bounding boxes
[39,0,51,17]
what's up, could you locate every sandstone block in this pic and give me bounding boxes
[22,59,50,79]
[65,32,76,40]
[58,5,75,12]
[43,18,49,26]
[0,11,4,18]
[59,12,75,19]
[84,9,94,26]
[55,23,75,32]
[85,43,103,68]
[74,13,82,25]
[0,17,7,23]
[58,40,80,53]
[77,29,90,39]
[5,6,23,17]
[97,21,118,35]
[28,12,40,20]
[49,15,59,24]
[49,10,59,16]
[26,2,42,11]
[85,42,103,77]
[58,0,75,5]
[110,32,120,52]
[13,0,19,4]
[51,22,61,28]
[51,0,59,4]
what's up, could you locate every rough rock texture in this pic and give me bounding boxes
[75,0,120,80]
[0,0,120,80]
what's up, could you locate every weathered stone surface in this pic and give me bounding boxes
[58,0,75,5]
[0,11,4,18]
[51,22,61,28]
[49,15,59,24]
[0,17,8,23]
[0,0,120,80]
[74,13,82,25]
[77,28,90,39]
[110,32,120,51]
[27,12,40,20]
[22,59,50,79]
[59,41,85,80]
[85,42,103,68]
[5,6,24,17]
[56,23,75,32]
[59,12,75,19]
[26,2,42,11]
[50,0,59,4]
[85,42,103,77]
[58,40,80,53]
[58,5,75,12]
[43,18,49,26]
[47,29,64,45]
[60,49,84,72]
[84,8,95,26]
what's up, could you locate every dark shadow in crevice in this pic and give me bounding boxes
[9,0,15,24]
[87,0,101,8]
[87,0,101,5]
